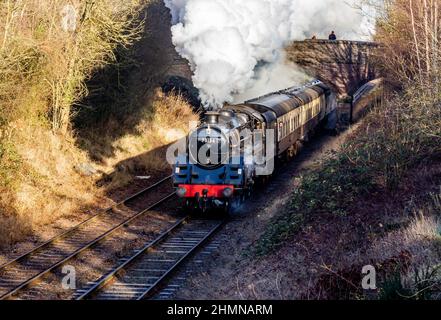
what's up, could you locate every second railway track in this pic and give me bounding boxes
[0,175,175,300]
[75,217,225,300]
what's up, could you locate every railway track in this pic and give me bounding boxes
[75,217,225,300]
[0,175,175,300]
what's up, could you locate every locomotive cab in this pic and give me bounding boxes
[172,80,334,214]
[173,111,253,213]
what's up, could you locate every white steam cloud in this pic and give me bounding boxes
[232,55,312,104]
[164,0,376,109]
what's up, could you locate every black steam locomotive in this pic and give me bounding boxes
[173,80,337,212]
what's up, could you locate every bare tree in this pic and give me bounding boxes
[365,0,441,91]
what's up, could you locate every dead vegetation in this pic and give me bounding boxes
[373,0,441,91]
[0,1,197,246]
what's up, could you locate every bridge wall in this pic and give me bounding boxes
[286,40,379,96]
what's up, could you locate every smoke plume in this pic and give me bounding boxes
[164,0,375,108]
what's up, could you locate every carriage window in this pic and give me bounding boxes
[278,122,283,141]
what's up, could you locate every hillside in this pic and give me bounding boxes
[254,0,441,299]
[0,0,196,246]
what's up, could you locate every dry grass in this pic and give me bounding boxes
[0,0,198,246]
[0,123,100,245]
[406,214,441,243]
[370,212,441,268]
[0,0,147,245]
[0,89,196,246]
[364,187,441,300]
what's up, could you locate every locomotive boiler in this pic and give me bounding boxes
[173,80,336,212]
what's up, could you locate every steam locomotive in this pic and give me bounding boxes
[173,80,337,212]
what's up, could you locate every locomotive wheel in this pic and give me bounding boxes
[222,201,231,216]
[295,140,303,155]
[302,132,310,143]
[285,150,291,161]
[287,145,296,160]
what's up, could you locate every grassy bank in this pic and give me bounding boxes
[253,89,441,298]
[0,0,197,245]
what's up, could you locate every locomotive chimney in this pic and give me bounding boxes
[205,111,220,124]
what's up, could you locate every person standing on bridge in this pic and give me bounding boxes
[329,31,337,40]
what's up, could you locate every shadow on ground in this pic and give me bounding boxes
[73,0,189,161]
